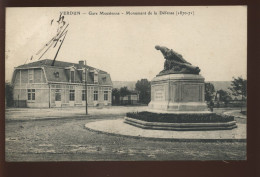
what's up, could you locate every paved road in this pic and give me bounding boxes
[5,106,147,121]
[6,115,246,161]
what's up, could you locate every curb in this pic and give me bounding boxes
[223,110,247,119]
[5,114,124,122]
[84,124,246,143]
[124,117,237,131]
[6,115,92,122]
[223,111,247,124]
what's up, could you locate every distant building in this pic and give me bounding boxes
[11,59,112,108]
[119,91,139,105]
[112,81,136,90]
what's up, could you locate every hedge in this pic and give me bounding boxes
[126,111,234,123]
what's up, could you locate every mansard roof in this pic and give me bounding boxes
[16,59,107,73]
[15,59,112,86]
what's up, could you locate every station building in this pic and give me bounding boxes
[11,59,113,108]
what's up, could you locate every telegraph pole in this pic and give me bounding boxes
[85,60,88,115]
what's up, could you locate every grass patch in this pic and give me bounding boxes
[240,111,247,115]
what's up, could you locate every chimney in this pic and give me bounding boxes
[79,60,85,67]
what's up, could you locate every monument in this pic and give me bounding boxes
[148,45,208,112]
[124,46,237,130]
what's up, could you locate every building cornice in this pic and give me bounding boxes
[47,81,112,87]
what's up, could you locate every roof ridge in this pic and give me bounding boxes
[16,59,108,73]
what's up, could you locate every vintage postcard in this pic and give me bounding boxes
[5,6,247,161]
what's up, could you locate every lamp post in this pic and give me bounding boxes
[85,60,88,115]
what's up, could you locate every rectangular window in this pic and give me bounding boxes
[71,71,75,83]
[104,91,108,101]
[55,89,61,101]
[27,89,35,100]
[82,90,86,101]
[69,90,75,101]
[94,90,98,101]
[27,89,31,100]
[28,69,33,83]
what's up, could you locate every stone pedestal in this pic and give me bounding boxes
[148,74,209,113]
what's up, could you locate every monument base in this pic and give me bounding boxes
[125,74,237,131]
[124,117,237,131]
[124,112,237,131]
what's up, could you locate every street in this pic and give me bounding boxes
[5,108,246,161]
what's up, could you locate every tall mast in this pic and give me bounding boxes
[25,14,69,65]
[51,31,68,66]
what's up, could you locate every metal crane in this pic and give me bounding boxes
[25,14,69,66]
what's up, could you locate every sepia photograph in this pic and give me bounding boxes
[5,6,247,161]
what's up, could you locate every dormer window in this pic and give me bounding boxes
[54,72,59,78]
[94,70,98,84]
[82,70,86,82]
[65,66,76,83]
[94,73,98,84]
[28,69,34,83]
[70,70,75,83]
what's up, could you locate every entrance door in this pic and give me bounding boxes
[69,90,75,106]
[55,89,62,107]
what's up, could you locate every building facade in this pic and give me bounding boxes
[11,59,113,108]
[119,91,139,105]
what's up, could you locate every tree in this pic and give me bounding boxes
[205,82,215,103]
[119,87,131,97]
[229,77,247,111]
[229,77,247,100]
[112,88,120,105]
[216,89,232,106]
[135,79,151,104]
[5,82,14,107]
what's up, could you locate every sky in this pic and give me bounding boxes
[5,6,247,82]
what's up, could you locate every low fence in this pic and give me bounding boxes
[213,100,246,108]
[13,100,27,108]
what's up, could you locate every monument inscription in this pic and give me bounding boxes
[154,85,165,101]
[182,84,200,102]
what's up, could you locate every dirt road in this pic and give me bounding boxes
[6,114,246,161]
